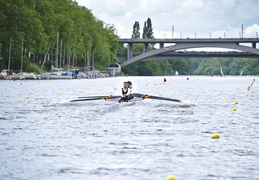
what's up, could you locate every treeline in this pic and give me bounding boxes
[122,59,193,76]
[122,56,259,76]
[0,0,118,72]
[122,55,259,76]
[193,58,259,75]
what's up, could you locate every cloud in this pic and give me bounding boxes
[207,23,259,38]
[245,24,259,38]
[76,0,259,38]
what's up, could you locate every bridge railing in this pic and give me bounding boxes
[118,38,259,43]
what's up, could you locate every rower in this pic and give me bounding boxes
[127,81,134,100]
[120,81,129,101]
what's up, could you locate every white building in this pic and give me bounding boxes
[105,63,121,76]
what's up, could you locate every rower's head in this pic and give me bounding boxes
[123,82,128,89]
[127,81,132,87]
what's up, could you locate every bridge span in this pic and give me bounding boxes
[118,38,259,67]
[117,51,259,61]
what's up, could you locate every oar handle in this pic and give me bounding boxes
[101,95,113,100]
[140,94,151,99]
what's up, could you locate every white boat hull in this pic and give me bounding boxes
[41,73,71,79]
[118,98,142,106]
[6,72,38,79]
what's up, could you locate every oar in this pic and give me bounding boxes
[70,95,121,102]
[77,95,122,99]
[77,95,112,99]
[133,93,188,103]
[70,98,104,102]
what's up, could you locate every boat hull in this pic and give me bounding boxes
[41,73,71,79]
[118,98,142,106]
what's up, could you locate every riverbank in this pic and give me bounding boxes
[0,69,109,80]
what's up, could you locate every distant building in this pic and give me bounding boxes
[104,63,121,76]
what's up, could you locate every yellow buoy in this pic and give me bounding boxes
[58,94,61,96]
[80,91,84,93]
[100,89,102,91]
[166,176,176,180]
[211,133,220,138]
[234,102,238,104]
[25,97,30,99]
[232,108,236,111]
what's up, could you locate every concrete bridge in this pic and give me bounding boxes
[117,51,259,60]
[118,38,259,67]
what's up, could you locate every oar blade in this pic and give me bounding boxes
[70,95,121,102]
[133,93,186,103]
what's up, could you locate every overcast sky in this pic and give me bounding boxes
[76,0,259,39]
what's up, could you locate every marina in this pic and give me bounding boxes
[0,68,108,80]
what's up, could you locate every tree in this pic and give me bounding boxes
[142,18,154,39]
[131,21,140,39]
[142,22,147,39]
[146,18,154,39]
[0,0,119,72]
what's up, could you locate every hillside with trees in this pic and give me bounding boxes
[0,0,118,72]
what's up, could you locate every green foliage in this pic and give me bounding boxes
[142,18,154,39]
[132,21,140,39]
[168,59,194,75]
[26,62,42,74]
[0,0,118,71]
[193,58,259,75]
[122,60,172,76]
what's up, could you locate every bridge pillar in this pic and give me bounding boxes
[127,43,133,60]
[143,43,148,53]
[160,43,164,48]
[252,42,256,48]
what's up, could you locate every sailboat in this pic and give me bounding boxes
[41,66,71,79]
[41,33,72,79]
[220,66,224,76]
[175,70,179,76]
[6,37,38,80]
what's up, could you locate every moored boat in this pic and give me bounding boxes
[41,66,72,79]
[0,69,9,79]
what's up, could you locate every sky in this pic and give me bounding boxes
[76,0,259,39]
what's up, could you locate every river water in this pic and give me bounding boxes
[0,76,258,180]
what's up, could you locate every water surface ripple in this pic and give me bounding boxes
[0,76,258,180]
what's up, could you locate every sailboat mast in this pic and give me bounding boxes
[20,38,24,73]
[8,37,12,70]
[87,50,90,71]
[56,32,59,67]
[92,50,94,69]
[63,42,66,68]
[84,51,86,68]
[60,39,62,68]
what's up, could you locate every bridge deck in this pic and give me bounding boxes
[118,38,259,43]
